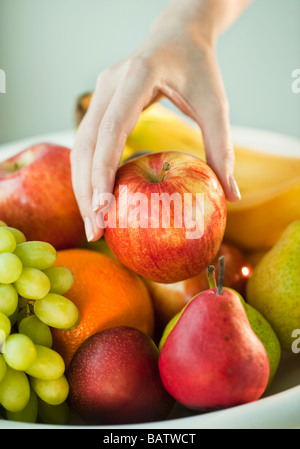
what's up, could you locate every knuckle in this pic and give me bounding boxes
[99,116,129,142]
[72,136,94,159]
[125,54,153,78]
[99,115,118,134]
[96,69,112,89]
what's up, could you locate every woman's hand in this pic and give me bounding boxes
[71,0,249,243]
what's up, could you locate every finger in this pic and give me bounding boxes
[71,71,118,241]
[91,60,156,224]
[194,58,241,202]
[163,54,241,202]
[198,97,241,202]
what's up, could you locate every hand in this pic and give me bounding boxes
[71,7,242,243]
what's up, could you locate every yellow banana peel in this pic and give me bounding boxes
[127,103,206,159]
[120,143,135,162]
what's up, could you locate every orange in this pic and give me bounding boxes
[51,248,154,367]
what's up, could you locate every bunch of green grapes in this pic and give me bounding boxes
[0,220,79,425]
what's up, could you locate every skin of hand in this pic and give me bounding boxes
[71,0,252,242]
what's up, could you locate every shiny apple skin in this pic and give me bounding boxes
[0,143,85,250]
[104,151,227,284]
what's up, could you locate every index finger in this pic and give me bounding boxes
[91,59,157,222]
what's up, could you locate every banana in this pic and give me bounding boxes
[127,103,206,159]
[75,95,300,252]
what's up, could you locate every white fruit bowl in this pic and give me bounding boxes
[0,127,300,430]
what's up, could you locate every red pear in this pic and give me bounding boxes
[158,257,270,411]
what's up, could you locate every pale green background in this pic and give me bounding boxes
[0,0,299,145]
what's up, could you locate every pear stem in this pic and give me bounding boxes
[207,265,217,289]
[159,162,171,182]
[217,255,225,295]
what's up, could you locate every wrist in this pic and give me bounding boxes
[149,0,218,49]
[149,0,252,49]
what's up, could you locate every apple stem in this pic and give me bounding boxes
[217,255,225,295]
[159,162,171,182]
[207,265,217,289]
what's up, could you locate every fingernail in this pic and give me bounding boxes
[92,188,99,212]
[84,217,94,242]
[229,175,241,200]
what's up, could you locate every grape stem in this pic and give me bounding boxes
[26,304,31,317]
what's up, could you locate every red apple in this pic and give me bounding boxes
[0,143,85,250]
[67,326,175,425]
[145,242,253,336]
[103,151,227,283]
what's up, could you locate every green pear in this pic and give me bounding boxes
[246,220,300,352]
[243,303,281,387]
[159,277,281,388]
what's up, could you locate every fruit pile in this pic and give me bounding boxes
[0,222,79,424]
[0,102,299,427]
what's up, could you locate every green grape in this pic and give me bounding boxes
[38,398,70,425]
[0,252,23,284]
[0,366,30,412]
[2,227,26,245]
[34,293,79,330]
[43,266,74,295]
[25,345,64,380]
[0,354,7,383]
[6,388,38,423]
[0,284,18,316]
[19,315,52,348]
[30,374,69,406]
[0,220,7,227]
[3,333,37,371]
[14,241,57,270]
[0,227,17,253]
[14,267,50,300]
[0,311,11,339]
[61,313,81,331]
